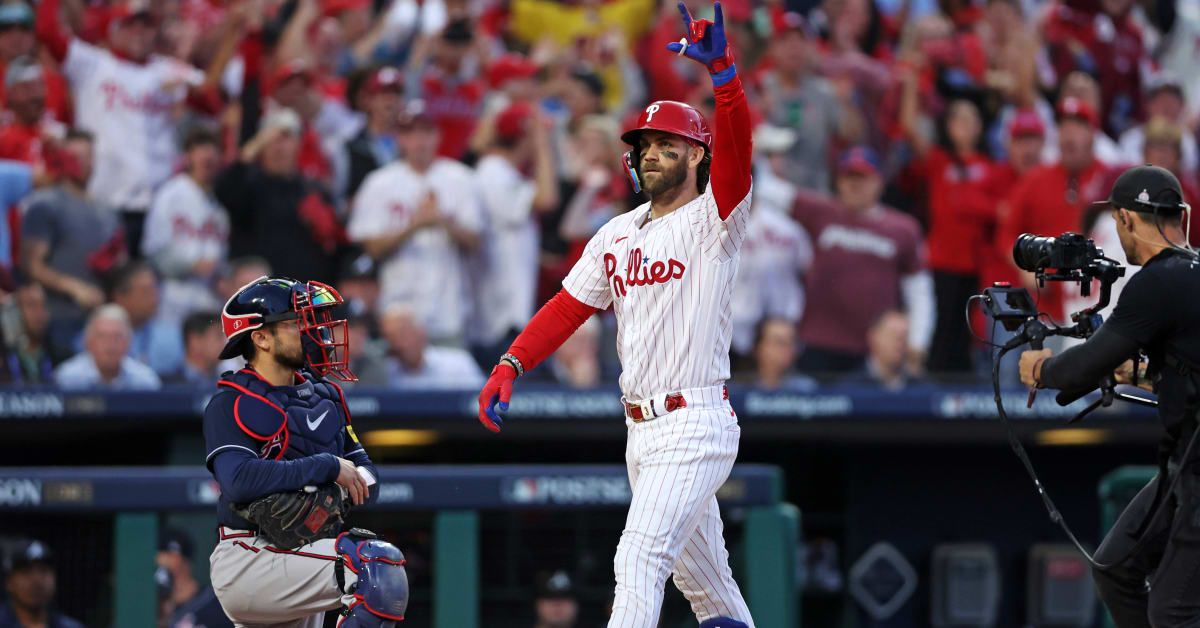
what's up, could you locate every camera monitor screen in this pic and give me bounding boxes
[985,286,1037,321]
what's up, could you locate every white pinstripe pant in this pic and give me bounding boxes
[609,395,754,627]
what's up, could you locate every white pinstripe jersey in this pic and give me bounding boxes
[563,182,752,400]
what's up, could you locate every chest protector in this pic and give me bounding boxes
[218,369,350,461]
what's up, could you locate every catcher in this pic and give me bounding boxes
[203,277,407,627]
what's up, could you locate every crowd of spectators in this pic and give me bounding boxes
[0,0,1195,392]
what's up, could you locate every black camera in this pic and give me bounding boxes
[1011,232,1124,298]
[1012,232,1102,273]
[983,232,1125,336]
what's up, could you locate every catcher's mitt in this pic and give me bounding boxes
[234,484,348,550]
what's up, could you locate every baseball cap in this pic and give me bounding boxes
[339,251,377,281]
[364,66,403,95]
[441,18,474,44]
[838,146,881,175]
[1056,97,1098,129]
[110,1,154,25]
[1091,164,1187,214]
[536,569,576,599]
[487,54,539,90]
[4,55,41,89]
[1007,109,1045,138]
[262,108,302,135]
[0,3,34,27]
[273,60,313,87]
[323,0,370,16]
[1145,72,1185,99]
[495,102,534,143]
[5,540,53,574]
[158,528,194,561]
[397,99,436,129]
[771,9,813,37]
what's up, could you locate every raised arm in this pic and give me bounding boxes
[185,3,252,115]
[897,53,932,158]
[710,75,752,219]
[35,0,70,62]
[665,1,751,220]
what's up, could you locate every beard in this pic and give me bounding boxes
[272,329,308,371]
[640,158,688,198]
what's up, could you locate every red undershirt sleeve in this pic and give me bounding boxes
[710,75,753,220]
[507,289,600,373]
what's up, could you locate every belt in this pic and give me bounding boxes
[622,385,728,423]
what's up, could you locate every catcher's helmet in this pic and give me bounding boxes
[219,276,356,381]
[620,101,712,194]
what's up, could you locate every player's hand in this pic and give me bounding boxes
[68,280,104,309]
[411,191,442,229]
[664,2,736,84]
[335,458,368,506]
[477,363,517,433]
[1019,348,1052,388]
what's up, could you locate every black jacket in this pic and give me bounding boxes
[215,163,343,283]
[1041,248,1200,434]
[343,128,385,200]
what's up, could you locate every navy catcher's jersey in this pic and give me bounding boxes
[202,368,376,529]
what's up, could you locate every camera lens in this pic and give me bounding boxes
[1013,234,1056,272]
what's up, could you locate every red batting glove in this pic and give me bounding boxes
[477,363,516,432]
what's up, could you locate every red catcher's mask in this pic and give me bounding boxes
[293,281,356,382]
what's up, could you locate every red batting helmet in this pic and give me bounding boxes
[621,101,712,149]
[620,101,712,194]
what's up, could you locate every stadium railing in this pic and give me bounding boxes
[0,464,800,628]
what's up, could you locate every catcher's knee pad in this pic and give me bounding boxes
[699,618,749,628]
[335,528,408,626]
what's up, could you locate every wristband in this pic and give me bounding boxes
[500,353,525,377]
[710,63,737,87]
[1033,357,1047,389]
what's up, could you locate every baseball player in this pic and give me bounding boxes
[477,4,754,627]
[203,277,408,628]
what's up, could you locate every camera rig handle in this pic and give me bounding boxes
[1025,318,1046,350]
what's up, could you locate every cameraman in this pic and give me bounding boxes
[1019,165,1200,627]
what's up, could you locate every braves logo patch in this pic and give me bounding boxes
[260,432,284,460]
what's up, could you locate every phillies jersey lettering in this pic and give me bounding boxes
[99,80,177,113]
[604,248,687,297]
[818,224,899,259]
[63,39,204,209]
[563,182,751,400]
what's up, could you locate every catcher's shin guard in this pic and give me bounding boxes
[699,618,749,628]
[336,528,408,626]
